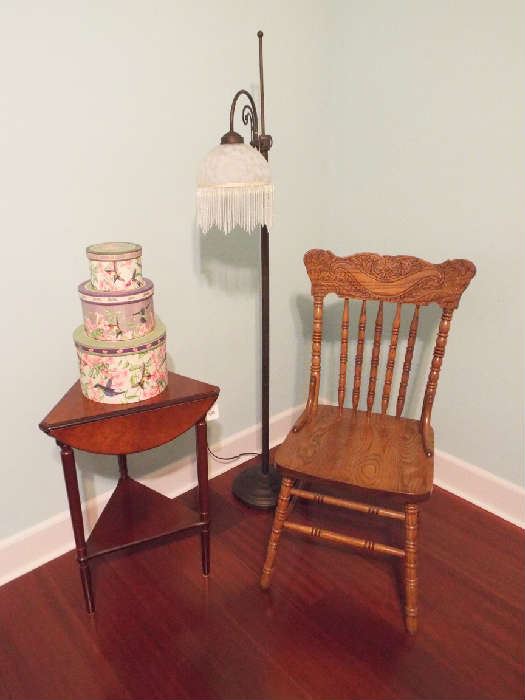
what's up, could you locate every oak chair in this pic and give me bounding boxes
[260,249,475,633]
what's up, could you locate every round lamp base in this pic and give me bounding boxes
[232,460,281,509]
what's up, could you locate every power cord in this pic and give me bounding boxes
[207,447,259,462]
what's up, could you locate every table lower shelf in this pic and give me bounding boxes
[86,477,205,560]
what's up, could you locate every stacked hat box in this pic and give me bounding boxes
[73,242,168,404]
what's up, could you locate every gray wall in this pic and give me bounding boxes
[1,1,522,540]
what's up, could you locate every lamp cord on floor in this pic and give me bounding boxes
[207,447,259,462]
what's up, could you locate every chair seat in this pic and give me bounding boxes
[275,405,434,498]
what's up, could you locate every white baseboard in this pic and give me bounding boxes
[434,449,524,528]
[1,406,523,587]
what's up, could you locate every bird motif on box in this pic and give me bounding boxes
[127,268,144,288]
[131,363,151,390]
[94,378,126,397]
[106,317,123,338]
[104,261,124,284]
[132,302,151,324]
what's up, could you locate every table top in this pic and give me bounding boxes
[40,372,219,434]
[39,372,219,454]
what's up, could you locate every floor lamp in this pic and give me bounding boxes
[196,31,280,508]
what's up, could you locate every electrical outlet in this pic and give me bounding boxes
[206,402,220,422]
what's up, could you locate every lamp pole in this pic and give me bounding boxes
[229,31,280,508]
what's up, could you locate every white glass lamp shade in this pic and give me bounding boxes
[196,143,273,233]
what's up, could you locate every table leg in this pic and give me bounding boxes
[195,419,210,575]
[57,441,94,613]
[118,454,128,479]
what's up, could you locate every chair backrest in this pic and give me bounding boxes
[302,250,476,454]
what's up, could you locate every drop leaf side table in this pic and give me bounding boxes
[39,371,219,613]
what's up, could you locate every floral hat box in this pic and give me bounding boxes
[78,279,155,341]
[86,241,144,292]
[74,319,168,404]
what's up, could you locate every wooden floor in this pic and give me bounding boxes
[0,459,523,700]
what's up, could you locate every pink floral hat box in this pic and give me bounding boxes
[74,318,168,404]
[78,278,155,341]
[86,241,144,292]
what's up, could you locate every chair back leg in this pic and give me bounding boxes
[404,503,419,634]
[260,476,294,589]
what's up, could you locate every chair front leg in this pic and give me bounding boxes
[404,503,418,634]
[260,476,294,590]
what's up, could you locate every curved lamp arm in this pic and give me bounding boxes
[220,32,273,160]
[230,89,259,145]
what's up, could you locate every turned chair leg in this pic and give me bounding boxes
[260,476,293,590]
[404,503,418,634]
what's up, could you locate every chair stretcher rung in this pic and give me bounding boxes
[289,488,405,521]
[283,520,406,558]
